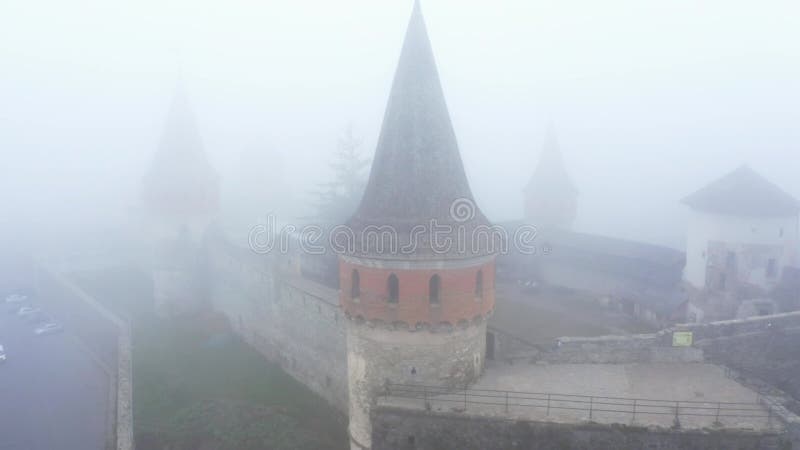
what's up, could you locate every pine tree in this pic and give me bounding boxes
[313,126,371,223]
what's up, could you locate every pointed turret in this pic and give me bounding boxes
[524,125,578,229]
[340,5,496,448]
[143,84,219,218]
[348,0,490,256]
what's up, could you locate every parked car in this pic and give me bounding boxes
[519,279,540,294]
[4,294,27,304]
[0,345,6,363]
[25,311,50,324]
[34,323,63,336]
[5,294,28,313]
[17,306,42,317]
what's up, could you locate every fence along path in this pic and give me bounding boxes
[381,383,781,431]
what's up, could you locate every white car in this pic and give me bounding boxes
[0,345,6,362]
[17,306,42,317]
[34,323,63,336]
[4,294,27,304]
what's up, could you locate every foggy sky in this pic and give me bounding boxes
[1,0,799,250]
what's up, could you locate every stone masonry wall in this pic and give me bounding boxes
[525,312,800,371]
[347,322,487,448]
[372,407,789,450]
[486,326,544,362]
[208,243,349,412]
[205,232,800,446]
[37,265,134,450]
[689,312,800,404]
[537,332,704,364]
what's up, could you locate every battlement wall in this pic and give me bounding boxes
[372,406,789,450]
[207,232,800,433]
[521,311,800,366]
[36,265,134,450]
[207,241,349,412]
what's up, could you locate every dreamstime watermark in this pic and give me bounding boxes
[248,198,549,257]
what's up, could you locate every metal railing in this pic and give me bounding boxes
[381,383,776,428]
[723,365,796,427]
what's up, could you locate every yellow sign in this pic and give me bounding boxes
[672,331,693,347]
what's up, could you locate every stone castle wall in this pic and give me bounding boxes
[369,312,800,449]
[207,242,349,412]
[205,234,800,448]
[347,322,487,449]
[519,311,800,369]
[206,237,491,448]
[372,407,788,450]
[689,312,800,402]
[37,265,135,450]
[537,332,703,364]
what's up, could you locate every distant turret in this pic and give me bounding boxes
[143,85,219,220]
[142,84,219,317]
[524,125,578,230]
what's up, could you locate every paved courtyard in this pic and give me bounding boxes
[382,363,780,432]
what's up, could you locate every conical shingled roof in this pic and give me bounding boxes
[347,1,491,258]
[523,125,578,229]
[682,165,799,217]
[143,85,219,218]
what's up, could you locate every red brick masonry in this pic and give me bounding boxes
[340,259,495,327]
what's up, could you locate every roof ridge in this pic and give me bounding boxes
[683,166,799,217]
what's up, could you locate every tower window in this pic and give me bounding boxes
[350,269,360,299]
[388,273,399,304]
[475,270,484,299]
[767,259,777,278]
[726,251,737,269]
[429,275,441,304]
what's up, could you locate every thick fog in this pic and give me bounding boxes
[2,0,799,251]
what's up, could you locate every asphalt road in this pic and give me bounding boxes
[0,303,109,450]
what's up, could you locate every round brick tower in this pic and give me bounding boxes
[142,84,219,317]
[340,2,496,448]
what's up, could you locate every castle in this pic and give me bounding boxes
[140,2,800,449]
